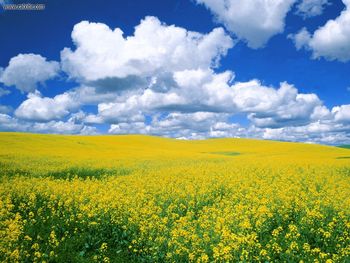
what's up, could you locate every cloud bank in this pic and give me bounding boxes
[0,16,349,144]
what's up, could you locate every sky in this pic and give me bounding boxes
[0,0,350,144]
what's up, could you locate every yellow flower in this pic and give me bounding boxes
[10,249,20,260]
[199,254,209,263]
[24,235,32,241]
[100,242,108,251]
[260,249,268,257]
[31,243,39,251]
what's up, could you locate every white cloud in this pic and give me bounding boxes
[260,120,350,145]
[0,54,60,93]
[289,27,311,50]
[232,81,297,112]
[69,85,119,105]
[86,69,323,130]
[109,122,150,135]
[231,81,322,128]
[332,104,350,122]
[250,95,321,127]
[93,98,146,124]
[246,104,350,145]
[0,114,28,131]
[106,110,350,145]
[32,119,96,134]
[108,112,232,139]
[154,112,227,137]
[196,0,296,48]
[310,105,332,120]
[15,91,79,121]
[256,104,350,144]
[0,112,97,135]
[291,0,350,62]
[209,122,245,138]
[61,16,233,82]
[296,0,330,18]
[83,69,234,124]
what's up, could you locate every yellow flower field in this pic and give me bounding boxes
[0,132,349,262]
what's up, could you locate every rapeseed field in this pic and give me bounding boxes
[0,132,349,262]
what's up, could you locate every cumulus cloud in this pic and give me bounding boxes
[0,54,60,93]
[83,68,234,124]
[15,91,79,121]
[196,0,296,48]
[68,85,119,105]
[332,104,350,122]
[289,27,311,50]
[61,16,233,83]
[310,105,332,120]
[241,82,322,128]
[290,0,350,62]
[296,0,330,18]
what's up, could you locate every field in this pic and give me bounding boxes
[0,132,350,262]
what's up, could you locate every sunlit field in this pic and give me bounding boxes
[0,132,349,262]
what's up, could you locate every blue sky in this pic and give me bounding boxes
[0,0,350,144]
